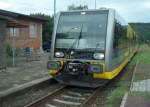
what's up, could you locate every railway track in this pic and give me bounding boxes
[0,65,129,107]
[24,65,129,107]
[0,78,63,107]
[24,68,127,107]
[24,85,104,107]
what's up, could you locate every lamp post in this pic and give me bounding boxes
[12,27,15,67]
[54,0,56,23]
[95,0,97,9]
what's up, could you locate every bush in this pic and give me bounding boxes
[6,44,13,57]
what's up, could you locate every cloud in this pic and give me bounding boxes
[93,0,150,22]
[144,1,150,9]
[0,0,149,22]
[0,1,13,9]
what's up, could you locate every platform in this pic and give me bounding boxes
[0,53,51,97]
[121,64,150,107]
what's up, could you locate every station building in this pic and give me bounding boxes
[0,9,45,56]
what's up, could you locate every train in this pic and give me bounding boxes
[47,8,138,88]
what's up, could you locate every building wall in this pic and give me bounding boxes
[0,20,6,67]
[6,19,43,55]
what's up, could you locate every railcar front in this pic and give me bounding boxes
[47,10,110,88]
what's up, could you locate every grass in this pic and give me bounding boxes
[106,60,136,107]
[134,51,150,64]
[136,44,150,64]
[106,47,140,107]
[106,81,130,107]
[131,44,150,99]
[133,45,150,80]
[106,44,150,107]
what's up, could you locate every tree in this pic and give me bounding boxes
[130,23,150,42]
[68,4,88,11]
[30,13,53,44]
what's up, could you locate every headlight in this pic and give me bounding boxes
[47,61,60,70]
[55,51,64,58]
[93,53,104,60]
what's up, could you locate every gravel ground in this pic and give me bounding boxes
[90,91,106,107]
[31,86,95,107]
[1,83,63,107]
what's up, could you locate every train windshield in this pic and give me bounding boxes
[55,11,108,50]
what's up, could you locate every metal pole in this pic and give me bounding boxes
[95,0,97,9]
[54,0,56,23]
[12,28,15,67]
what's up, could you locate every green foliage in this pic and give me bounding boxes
[68,4,88,10]
[30,13,53,43]
[106,81,129,107]
[106,53,138,107]
[5,44,13,57]
[130,23,150,42]
[134,50,150,64]
[106,45,150,107]
[126,45,150,66]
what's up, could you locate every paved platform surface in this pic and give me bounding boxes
[0,53,50,95]
[125,95,150,107]
[123,64,150,107]
[131,64,150,92]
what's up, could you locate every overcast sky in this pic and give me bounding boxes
[0,0,150,22]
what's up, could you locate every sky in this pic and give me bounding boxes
[0,0,150,22]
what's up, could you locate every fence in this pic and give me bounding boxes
[6,48,43,67]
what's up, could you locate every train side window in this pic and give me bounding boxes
[113,20,128,58]
[113,21,120,57]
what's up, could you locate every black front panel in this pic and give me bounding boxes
[62,61,89,75]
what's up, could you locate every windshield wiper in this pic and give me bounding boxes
[65,24,83,57]
[76,24,83,48]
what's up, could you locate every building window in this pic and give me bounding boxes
[10,28,20,37]
[29,24,37,38]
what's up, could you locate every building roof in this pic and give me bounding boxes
[0,14,28,28]
[0,9,46,22]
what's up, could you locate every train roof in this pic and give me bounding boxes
[59,8,115,13]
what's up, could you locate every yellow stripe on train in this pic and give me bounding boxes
[93,58,129,79]
[93,51,136,79]
[48,70,59,75]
